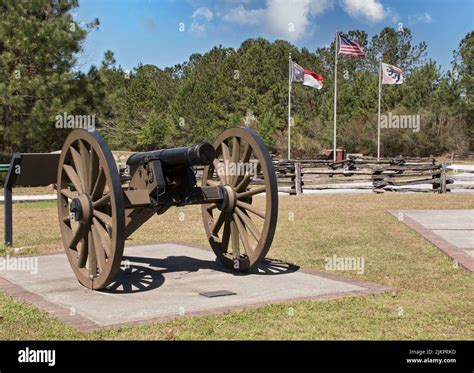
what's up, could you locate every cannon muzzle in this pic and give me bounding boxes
[126,142,216,168]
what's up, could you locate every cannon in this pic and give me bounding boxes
[56,127,278,289]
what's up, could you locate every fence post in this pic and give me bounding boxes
[432,161,438,192]
[295,161,302,195]
[4,185,12,247]
[440,162,447,194]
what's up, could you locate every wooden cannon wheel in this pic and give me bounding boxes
[202,127,278,271]
[57,130,125,289]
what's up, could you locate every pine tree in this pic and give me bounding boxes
[0,0,98,160]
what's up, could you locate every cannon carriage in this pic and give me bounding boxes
[56,127,278,289]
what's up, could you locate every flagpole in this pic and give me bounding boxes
[333,29,338,162]
[377,59,382,161]
[288,52,292,160]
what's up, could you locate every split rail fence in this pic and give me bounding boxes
[273,156,463,195]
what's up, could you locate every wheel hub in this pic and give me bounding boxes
[220,185,237,212]
[70,194,93,223]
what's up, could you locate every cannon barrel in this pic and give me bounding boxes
[126,142,216,168]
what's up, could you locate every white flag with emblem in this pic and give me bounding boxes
[382,63,403,84]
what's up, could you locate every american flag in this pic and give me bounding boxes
[338,34,365,57]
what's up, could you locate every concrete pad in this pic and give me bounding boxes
[432,230,474,249]
[0,243,389,331]
[400,210,474,230]
[390,210,474,272]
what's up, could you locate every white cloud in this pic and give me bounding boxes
[221,5,265,25]
[414,13,432,23]
[309,0,333,15]
[266,0,313,40]
[190,22,206,33]
[192,7,214,21]
[341,0,387,23]
[390,10,401,23]
[406,12,433,25]
[222,0,333,41]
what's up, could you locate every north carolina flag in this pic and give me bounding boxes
[291,61,324,90]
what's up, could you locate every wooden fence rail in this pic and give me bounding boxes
[272,156,464,194]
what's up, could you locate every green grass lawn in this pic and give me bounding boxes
[0,193,473,340]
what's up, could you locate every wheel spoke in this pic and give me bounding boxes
[63,164,84,194]
[221,216,231,250]
[230,137,240,186]
[235,173,252,192]
[237,186,266,199]
[235,206,261,242]
[221,142,231,185]
[70,146,86,193]
[212,159,226,185]
[233,142,253,187]
[92,218,111,257]
[87,231,97,277]
[240,142,251,163]
[233,212,254,260]
[91,167,106,200]
[60,188,79,200]
[230,219,240,259]
[91,222,107,272]
[231,137,240,162]
[93,209,112,227]
[78,140,90,193]
[77,233,88,268]
[236,200,265,219]
[69,223,88,249]
[93,194,110,209]
[212,211,226,236]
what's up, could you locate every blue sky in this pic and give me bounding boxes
[74,0,474,72]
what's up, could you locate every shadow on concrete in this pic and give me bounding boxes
[100,255,300,294]
[102,264,165,294]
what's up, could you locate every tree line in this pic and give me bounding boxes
[1,0,472,162]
